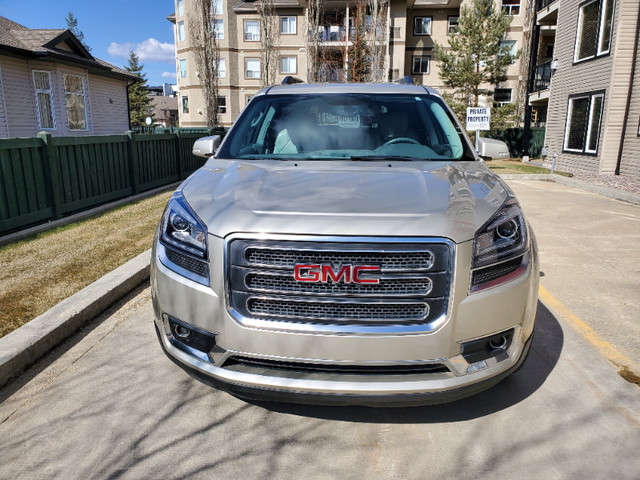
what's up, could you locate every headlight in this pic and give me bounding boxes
[470,198,529,291]
[473,198,528,268]
[158,191,209,284]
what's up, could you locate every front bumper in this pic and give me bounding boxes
[151,234,539,406]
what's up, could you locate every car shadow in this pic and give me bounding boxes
[249,300,563,423]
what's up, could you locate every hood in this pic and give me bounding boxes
[181,160,510,243]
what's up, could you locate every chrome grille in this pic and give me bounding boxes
[246,273,434,296]
[228,238,453,328]
[245,248,434,271]
[248,298,429,322]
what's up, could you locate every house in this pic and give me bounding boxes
[168,0,530,127]
[0,16,138,139]
[150,95,179,127]
[525,0,640,179]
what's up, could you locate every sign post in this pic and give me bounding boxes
[466,107,491,153]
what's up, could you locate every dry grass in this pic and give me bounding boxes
[487,160,572,176]
[0,191,172,338]
[618,366,640,387]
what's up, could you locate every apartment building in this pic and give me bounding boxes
[527,0,640,178]
[169,0,529,127]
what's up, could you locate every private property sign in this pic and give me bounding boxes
[466,107,491,131]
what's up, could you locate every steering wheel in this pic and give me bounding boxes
[382,137,421,147]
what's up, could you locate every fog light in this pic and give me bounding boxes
[166,315,216,354]
[460,329,514,364]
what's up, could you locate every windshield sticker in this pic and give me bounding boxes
[338,115,360,128]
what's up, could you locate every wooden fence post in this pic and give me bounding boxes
[175,131,185,180]
[37,132,64,220]
[126,130,140,195]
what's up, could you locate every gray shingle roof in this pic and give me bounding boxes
[0,16,137,82]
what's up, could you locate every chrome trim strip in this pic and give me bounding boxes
[224,234,456,335]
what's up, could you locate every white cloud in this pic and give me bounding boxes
[161,71,177,79]
[108,38,175,63]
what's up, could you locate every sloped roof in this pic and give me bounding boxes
[0,17,137,82]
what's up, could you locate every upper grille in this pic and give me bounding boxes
[246,248,435,271]
[228,238,453,328]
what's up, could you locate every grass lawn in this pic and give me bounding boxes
[0,191,172,338]
[486,159,572,176]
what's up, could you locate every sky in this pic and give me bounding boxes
[0,0,177,86]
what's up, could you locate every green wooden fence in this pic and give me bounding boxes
[0,129,223,236]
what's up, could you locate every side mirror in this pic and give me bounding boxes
[192,135,221,158]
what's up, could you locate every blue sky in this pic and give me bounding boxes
[0,0,177,86]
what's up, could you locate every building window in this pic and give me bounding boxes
[214,19,224,39]
[177,21,185,42]
[182,95,189,114]
[212,0,223,15]
[179,59,187,78]
[494,88,513,105]
[245,58,261,79]
[218,58,226,78]
[64,74,87,131]
[412,56,430,74]
[246,95,253,104]
[281,16,296,34]
[280,56,297,74]
[563,92,604,154]
[501,0,520,15]
[32,71,56,130]
[448,16,459,34]
[244,20,260,42]
[499,40,518,57]
[176,0,184,16]
[413,17,432,36]
[575,0,614,62]
[219,96,226,114]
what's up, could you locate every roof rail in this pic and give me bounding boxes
[281,76,304,85]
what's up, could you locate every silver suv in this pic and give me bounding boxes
[151,83,538,406]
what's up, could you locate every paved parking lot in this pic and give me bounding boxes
[1,179,639,479]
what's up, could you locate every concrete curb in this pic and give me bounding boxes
[499,174,640,206]
[0,249,152,389]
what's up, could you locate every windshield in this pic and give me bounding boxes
[217,93,474,161]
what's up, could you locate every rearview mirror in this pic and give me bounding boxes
[192,135,221,158]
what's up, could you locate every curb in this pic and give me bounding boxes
[0,249,152,389]
[499,174,640,206]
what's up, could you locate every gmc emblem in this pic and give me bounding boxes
[294,264,380,284]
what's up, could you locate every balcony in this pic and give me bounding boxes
[537,0,559,25]
[310,25,355,44]
[532,60,552,92]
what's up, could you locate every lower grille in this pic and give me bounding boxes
[165,246,208,278]
[223,356,450,375]
[248,298,429,322]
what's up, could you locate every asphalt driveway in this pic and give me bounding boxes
[0,179,638,479]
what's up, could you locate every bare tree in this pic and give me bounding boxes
[368,0,389,82]
[188,0,221,127]
[306,0,324,82]
[258,0,281,87]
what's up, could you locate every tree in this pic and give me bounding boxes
[306,0,324,82]
[188,0,221,127]
[258,0,281,87]
[434,0,519,127]
[367,0,389,83]
[65,12,91,52]
[124,51,153,127]
[347,0,370,82]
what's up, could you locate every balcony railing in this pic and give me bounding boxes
[532,60,552,92]
[309,26,355,43]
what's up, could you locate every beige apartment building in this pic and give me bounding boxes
[169,0,530,128]
[528,0,640,178]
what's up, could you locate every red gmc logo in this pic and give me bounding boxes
[294,264,380,284]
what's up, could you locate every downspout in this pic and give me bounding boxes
[522,1,541,158]
[614,5,640,175]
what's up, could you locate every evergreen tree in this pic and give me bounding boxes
[124,51,153,127]
[65,12,91,52]
[434,0,519,128]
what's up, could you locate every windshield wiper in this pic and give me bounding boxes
[349,155,434,162]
